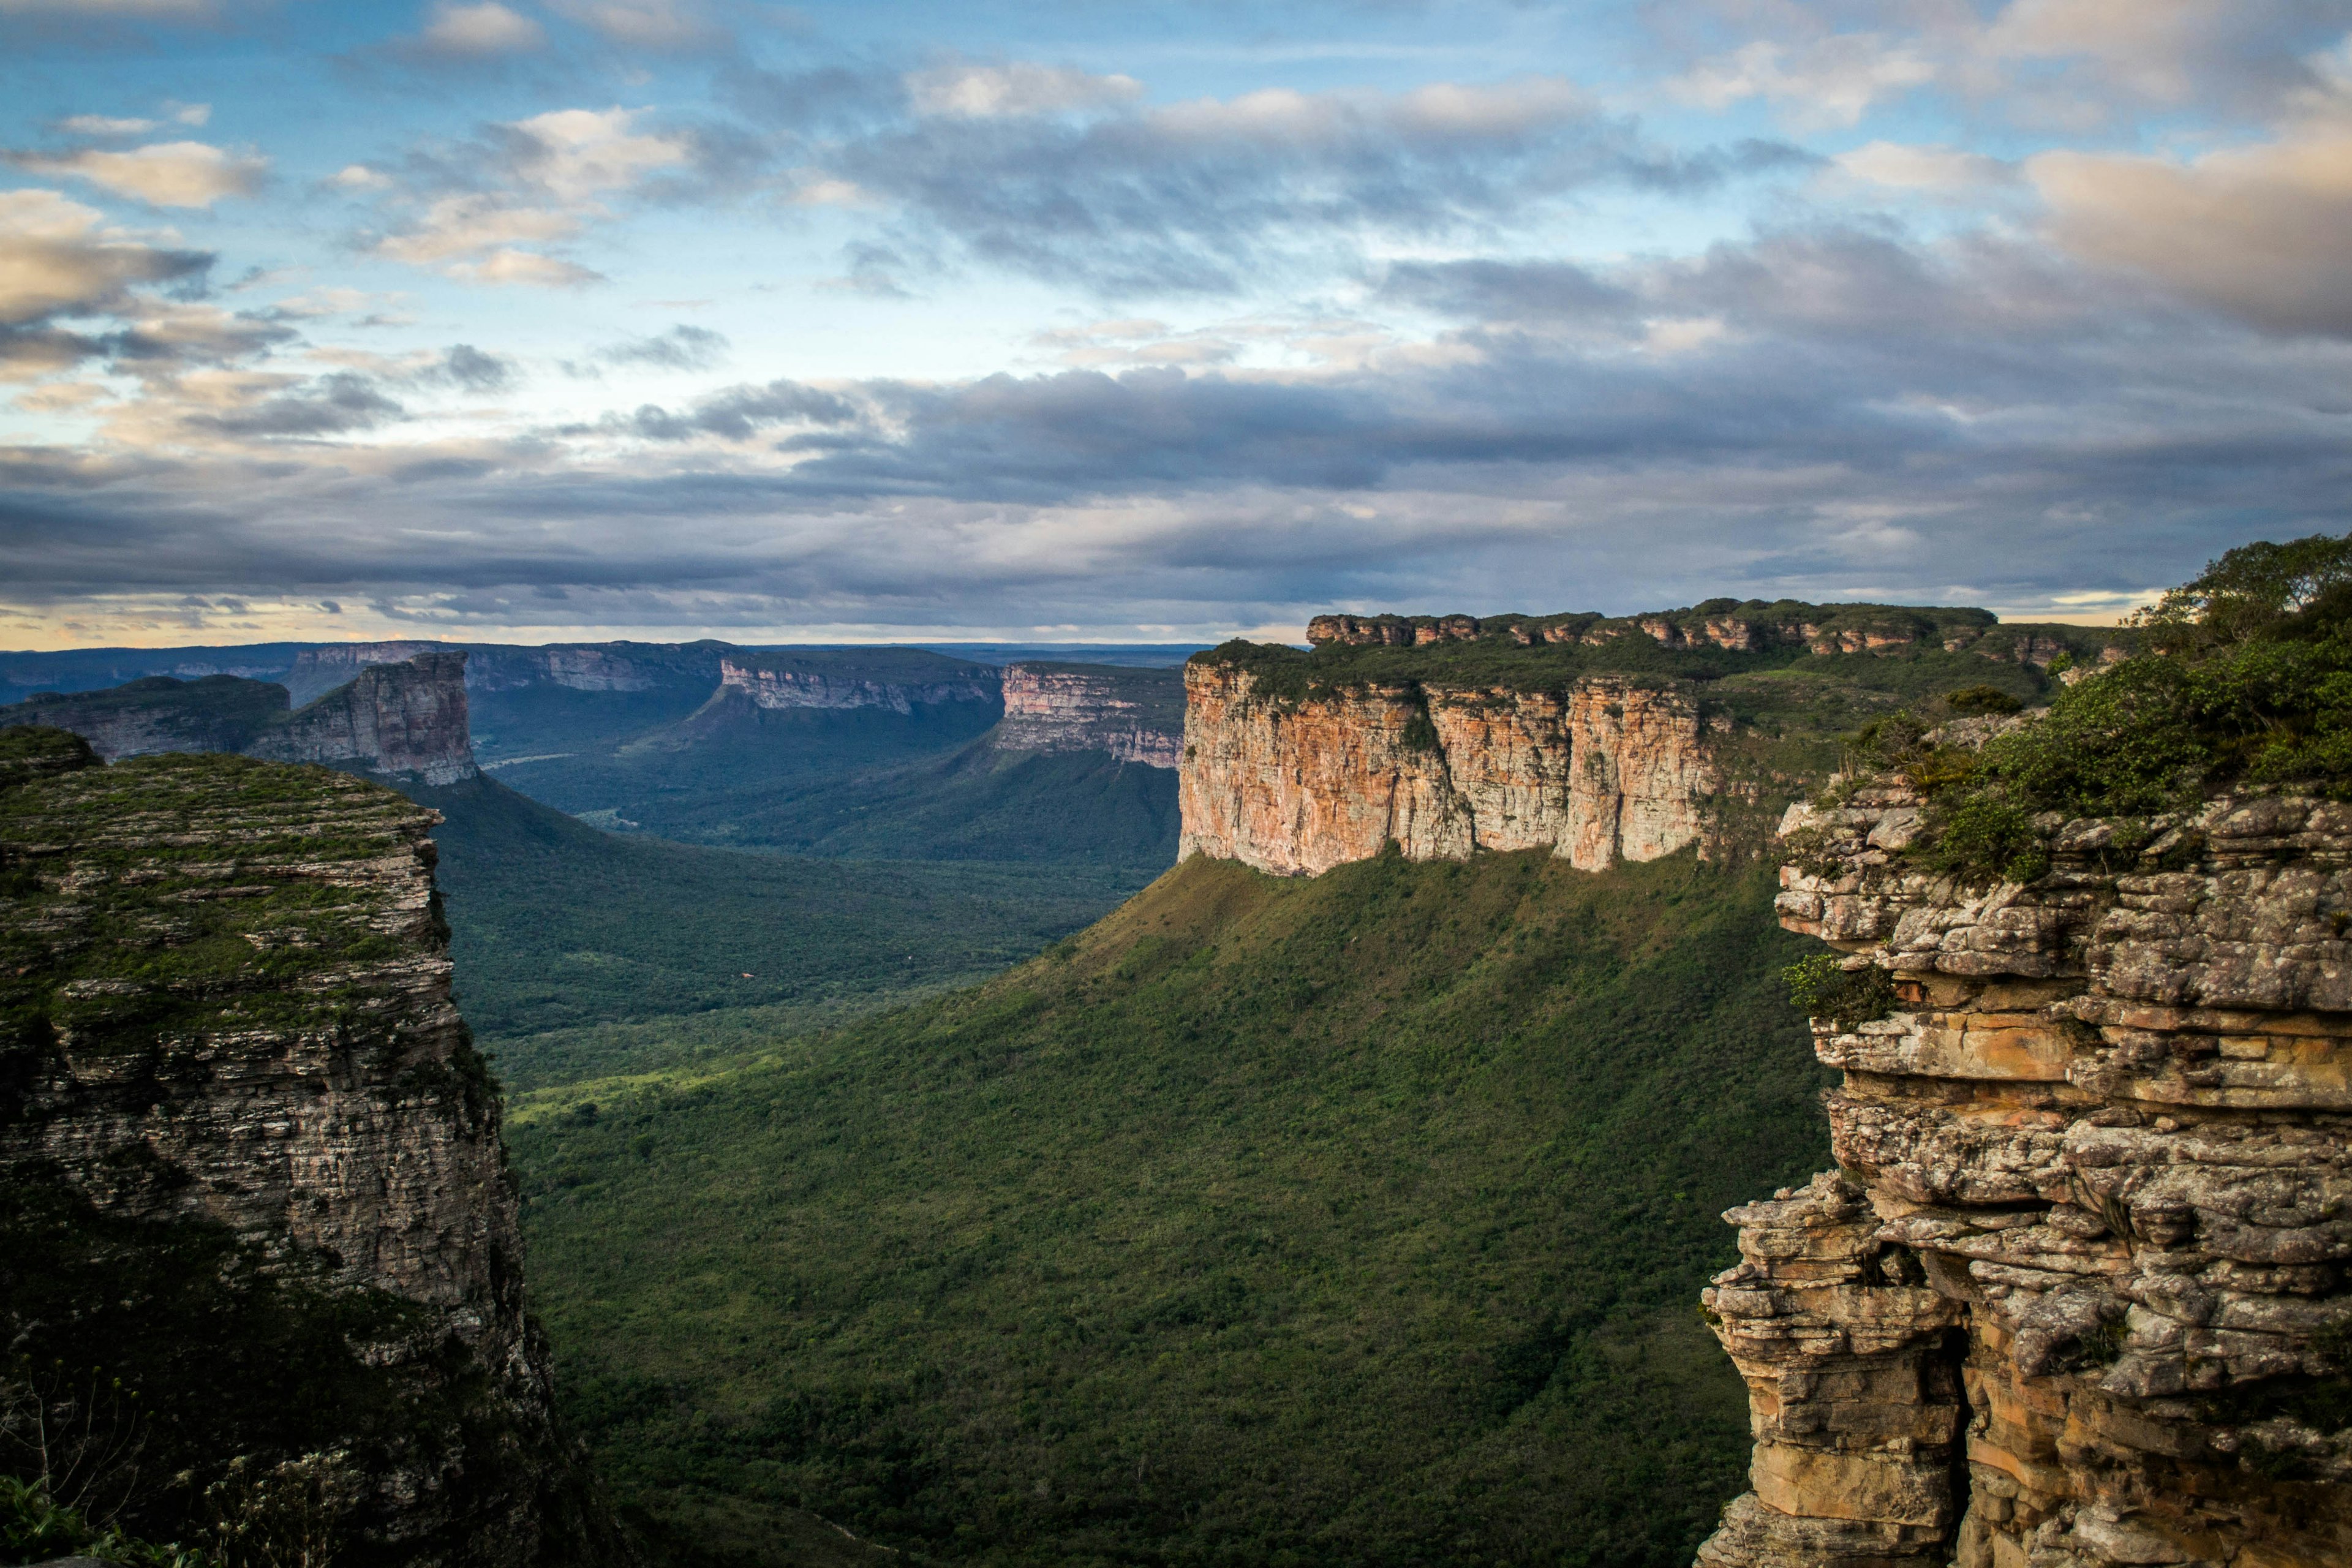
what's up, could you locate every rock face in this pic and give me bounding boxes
[994,663,1183,768]
[1175,663,1717,874]
[0,654,479,786]
[718,654,997,714]
[285,641,446,705]
[0,729,619,1565]
[250,651,480,785]
[1697,781,2352,1568]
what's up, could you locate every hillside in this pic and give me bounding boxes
[406,774,1153,1073]
[509,846,1836,1567]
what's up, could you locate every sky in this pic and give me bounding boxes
[3,1,2351,649]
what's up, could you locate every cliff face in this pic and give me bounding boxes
[0,673,292,759]
[250,651,480,785]
[1697,782,2352,1567]
[284,641,447,705]
[994,663,1183,768]
[0,728,617,1565]
[717,654,996,714]
[1175,663,1717,874]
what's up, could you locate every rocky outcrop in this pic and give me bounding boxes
[0,674,293,759]
[994,663,1183,768]
[251,652,479,784]
[1697,782,2352,1568]
[0,728,619,1565]
[285,641,447,705]
[0,654,478,786]
[718,654,996,715]
[1175,663,1718,874]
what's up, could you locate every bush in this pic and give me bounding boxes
[1783,954,1898,1030]
[1923,797,2047,884]
[1940,685,2022,717]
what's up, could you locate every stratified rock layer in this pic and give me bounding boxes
[0,734,614,1566]
[1697,781,2352,1568]
[1175,663,1717,873]
[994,663,1183,768]
[250,650,480,784]
[718,654,996,714]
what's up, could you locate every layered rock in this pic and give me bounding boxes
[994,663,1183,768]
[1697,781,2352,1568]
[718,654,996,714]
[1175,663,1717,873]
[250,650,480,784]
[285,640,445,705]
[0,654,478,786]
[0,728,618,1564]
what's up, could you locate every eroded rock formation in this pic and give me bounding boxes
[994,663,1183,767]
[250,650,480,784]
[718,654,997,714]
[1697,779,2352,1567]
[1175,663,1717,873]
[0,728,617,1564]
[1,653,479,785]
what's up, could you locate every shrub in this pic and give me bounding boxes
[1940,685,2022,717]
[1783,953,1898,1030]
[1923,797,2046,884]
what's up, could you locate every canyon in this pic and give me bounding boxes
[0,725,617,1564]
[1699,771,2352,1567]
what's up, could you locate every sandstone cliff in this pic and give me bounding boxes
[1696,778,2352,1567]
[251,650,480,784]
[0,653,479,786]
[0,727,618,1564]
[716,652,997,714]
[994,662,1183,768]
[1176,662,1717,873]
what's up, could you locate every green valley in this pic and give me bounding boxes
[508,846,1835,1568]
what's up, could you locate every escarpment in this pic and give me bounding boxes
[1176,661,1719,874]
[1697,777,2352,1565]
[247,650,480,783]
[0,651,480,785]
[717,652,997,714]
[993,662,1183,768]
[0,726,619,1565]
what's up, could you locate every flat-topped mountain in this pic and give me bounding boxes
[0,651,478,784]
[1180,600,2130,878]
[0,725,620,1564]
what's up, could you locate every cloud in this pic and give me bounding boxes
[597,323,729,370]
[450,248,604,286]
[1672,35,1936,129]
[544,0,722,52]
[415,1,545,56]
[167,102,209,126]
[1833,141,2018,193]
[810,75,1807,295]
[54,115,157,137]
[435,343,516,391]
[0,187,211,376]
[598,375,859,441]
[329,164,394,190]
[183,371,405,437]
[361,107,692,284]
[7,140,266,207]
[2030,107,2352,335]
[907,61,1145,119]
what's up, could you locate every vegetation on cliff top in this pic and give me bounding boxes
[511,847,1833,1568]
[1842,532,2352,880]
[1190,601,2128,729]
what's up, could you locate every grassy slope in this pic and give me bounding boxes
[510,846,1834,1568]
[409,775,1150,1062]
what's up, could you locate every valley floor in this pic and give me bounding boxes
[505,848,1833,1568]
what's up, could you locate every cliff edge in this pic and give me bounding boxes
[0,726,617,1565]
[1696,555,2352,1568]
